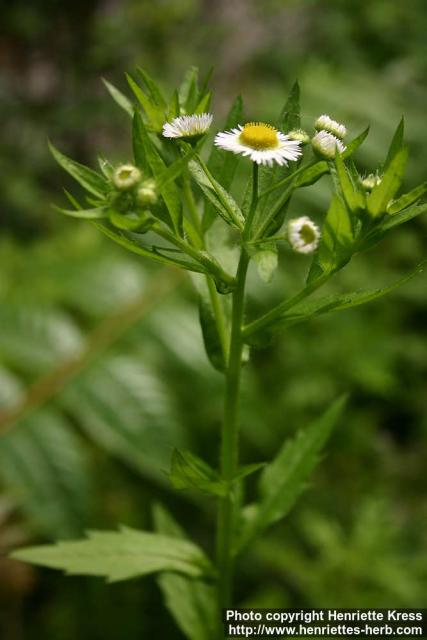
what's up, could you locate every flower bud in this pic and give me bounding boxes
[288,129,311,145]
[311,131,345,160]
[136,179,158,206]
[314,114,347,140]
[361,173,381,191]
[112,164,142,191]
[287,216,320,254]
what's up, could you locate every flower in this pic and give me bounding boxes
[214,122,302,166]
[288,129,311,145]
[162,113,213,140]
[137,178,158,206]
[287,216,320,254]
[361,173,381,191]
[112,164,142,190]
[311,131,345,160]
[314,114,347,140]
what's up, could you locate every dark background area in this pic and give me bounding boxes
[1,1,426,638]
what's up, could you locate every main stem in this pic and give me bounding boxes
[216,164,258,625]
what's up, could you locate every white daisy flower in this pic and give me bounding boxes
[311,130,346,160]
[315,114,347,140]
[287,216,320,254]
[214,122,302,167]
[112,164,142,190]
[162,113,213,140]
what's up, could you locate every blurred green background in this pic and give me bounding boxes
[1,0,426,638]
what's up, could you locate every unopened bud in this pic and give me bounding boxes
[112,164,142,190]
[361,173,381,191]
[288,129,310,145]
[314,114,347,140]
[136,179,158,206]
[312,131,345,160]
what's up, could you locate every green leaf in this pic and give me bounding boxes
[237,396,347,551]
[189,158,244,230]
[49,143,109,198]
[376,203,427,236]
[342,126,370,159]
[384,117,404,171]
[170,449,228,497]
[334,153,365,213]
[294,161,328,188]
[133,112,182,233]
[126,73,165,131]
[270,260,427,333]
[166,89,181,121]
[11,526,213,581]
[136,67,167,110]
[367,147,408,218]
[203,96,244,231]
[102,78,134,117]
[179,66,199,113]
[92,222,207,273]
[54,205,108,220]
[194,91,212,114]
[253,244,279,283]
[233,462,266,482]
[279,80,300,131]
[158,142,201,189]
[387,181,427,214]
[198,287,229,372]
[307,195,354,283]
[154,505,216,640]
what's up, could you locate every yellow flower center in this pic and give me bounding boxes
[300,224,317,244]
[239,122,279,150]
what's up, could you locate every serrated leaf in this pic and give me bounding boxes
[387,181,427,214]
[49,143,109,198]
[371,203,427,241]
[102,78,134,117]
[203,96,244,231]
[367,147,408,218]
[237,396,347,551]
[132,112,182,233]
[279,80,300,131]
[189,158,244,230]
[54,205,108,220]
[170,449,228,497]
[11,526,214,581]
[154,505,216,640]
[307,195,354,283]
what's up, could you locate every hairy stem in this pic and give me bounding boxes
[216,164,258,628]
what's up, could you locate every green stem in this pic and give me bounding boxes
[242,272,331,339]
[258,159,318,199]
[216,163,258,628]
[182,175,229,363]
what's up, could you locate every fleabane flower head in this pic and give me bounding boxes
[112,164,142,191]
[162,113,213,141]
[312,130,345,160]
[287,216,320,254]
[214,122,302,167]
[315,114,347,140]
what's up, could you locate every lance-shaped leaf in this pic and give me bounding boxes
[267,260,426,334]
[170,449,228,497]
[387,181,427,214]
[307,194,354,283]
[49,143,109,198]
[203,96,244,231]
[133,112,182,233]
[126,73,165,131]
[198,282,230,371]
[368,204,427,244]
[237,396,347,552]
[383,117,404,171]
[154,505,216,640]
[367,147,408,218]
[334,152,365,214]
[102,78,134,117]
[93,222,208,273]
[11,527,214,581]
[137,67,167,111]
[54,205,108,220]
[189,159,244,230]
[179,66,199,114]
